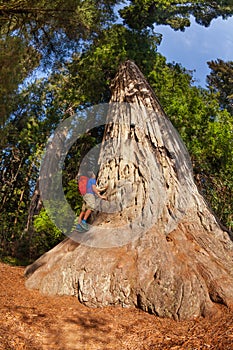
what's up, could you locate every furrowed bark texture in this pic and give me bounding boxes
[25,60,233,320]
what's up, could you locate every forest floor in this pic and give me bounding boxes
[1,262,233,350]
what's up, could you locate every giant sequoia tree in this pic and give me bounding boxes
[25,61,233,320]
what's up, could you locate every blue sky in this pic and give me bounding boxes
[154,16,233,88]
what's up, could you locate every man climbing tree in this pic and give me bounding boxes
[76,171,107,232]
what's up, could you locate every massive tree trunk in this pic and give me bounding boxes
[25,60,233,320]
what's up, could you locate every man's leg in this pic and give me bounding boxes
[83,209,92,221]
[78,211,85,224]
[77,200,87,224]
[80,209,92,230]
[80,194,95,230]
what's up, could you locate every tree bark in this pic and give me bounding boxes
[24,60,233,320]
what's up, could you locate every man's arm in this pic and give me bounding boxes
[96,183,108,192]
[92,184,107,200]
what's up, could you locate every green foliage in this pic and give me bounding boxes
[120,0,233,31]
[0,0,118,67]
[0,255,27,266]
[207,59,233,115]
[25,209,65,259]
[65,25,161,104]
[64,179,83,213]
[0,79,53,260]
[0,36,40,125]
[34,208,63,240]
[148,57,233,230]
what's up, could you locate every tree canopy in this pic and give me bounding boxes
[120,0,233,31]
[207,59,233,115]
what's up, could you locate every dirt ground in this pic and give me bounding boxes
[1,262,233,350]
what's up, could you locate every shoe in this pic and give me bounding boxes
[76,224,86,233]
[80,221,89,231]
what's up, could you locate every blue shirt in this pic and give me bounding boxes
[86,178,96,194]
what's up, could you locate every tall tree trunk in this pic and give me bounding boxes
[25,179,43,231]
[24,60,233,320]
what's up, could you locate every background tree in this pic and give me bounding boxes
[0,0,118,66]
[0,36,39,126]
[120,0,233,30]
[207,59,233,115]
[147,57,233,231]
